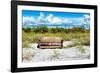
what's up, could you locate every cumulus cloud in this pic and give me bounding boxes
[52,17,62,24]
[84,14,90,19]
[60,17,84,26]
[38,12,44,21]
[46,14,62,24]
[45,14,71,24]
[83,14,90,25]
[23,16,35,25]
[36,12,50,24]
[62,18,71,24]
[23,13,90,27]
[46,14,53,22]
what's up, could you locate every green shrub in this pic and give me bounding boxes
[50,28,58,33]
[33,28,40,33]
[40,25,48,33]
[33,25,48,33]
[23,28,31,32]
[64,27,86,33]
[23,26,89,33]
[56,28,65,32]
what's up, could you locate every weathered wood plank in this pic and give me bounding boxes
[38,37,63,49]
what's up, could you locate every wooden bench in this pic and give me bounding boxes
[38,37,63,49]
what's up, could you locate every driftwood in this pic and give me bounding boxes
[38,37,63,49]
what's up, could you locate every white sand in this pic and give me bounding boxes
[63,41,74,47]
[23,42,90,62]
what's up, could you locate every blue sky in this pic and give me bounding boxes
[22,10,90,28]
[23,10,89,18]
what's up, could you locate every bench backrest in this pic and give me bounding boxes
[39,37,63,43]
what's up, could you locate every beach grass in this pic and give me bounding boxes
[22,30,90,48]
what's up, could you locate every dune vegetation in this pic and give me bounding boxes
[22,26,90,48]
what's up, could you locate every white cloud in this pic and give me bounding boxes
[23,16,35,23]
[83,14,90,25]
[51,17,62,24]
[38,12,44,20]
[62,18,71,24]
[46,14,62,24]
[46,14,71,24]
[37,12,46,24]
[84,14,90,19]
[46,14,53,22]
[23,13,90,27]
[23,16,35,26]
